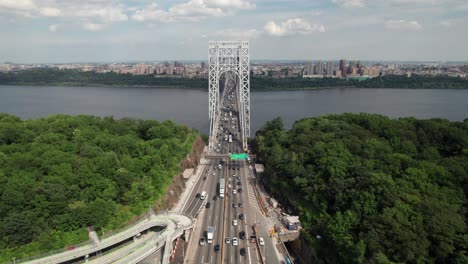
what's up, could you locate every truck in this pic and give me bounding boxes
[207,226,214,244]
[219,178,225,198]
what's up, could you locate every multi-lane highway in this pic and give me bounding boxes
[180,77,268,264]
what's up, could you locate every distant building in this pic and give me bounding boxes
[303,61,313,75]
[335,70,342,78]
[315,60,323,75]
[340,59,347,77]
[326,61,334,76]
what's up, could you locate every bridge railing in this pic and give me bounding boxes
[15,239,93,263]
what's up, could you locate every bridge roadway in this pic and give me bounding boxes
[21,212,193,264]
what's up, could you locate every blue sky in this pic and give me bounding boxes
[0,0,467,63]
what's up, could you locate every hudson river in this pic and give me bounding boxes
[1,85,467,134]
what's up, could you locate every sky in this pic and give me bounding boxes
[0,0,467,63]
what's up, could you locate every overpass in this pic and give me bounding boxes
[17,212,193,264]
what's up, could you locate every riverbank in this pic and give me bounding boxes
[1,69,468,90]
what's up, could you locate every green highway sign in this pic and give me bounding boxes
[229,153,249,160]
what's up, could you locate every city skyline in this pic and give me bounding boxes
[1,0,467,63]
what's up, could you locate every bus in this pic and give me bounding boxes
[219,178,225,198]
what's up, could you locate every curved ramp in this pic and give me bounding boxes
[22,212,193,264]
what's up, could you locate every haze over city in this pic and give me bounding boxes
[1,0,468,63]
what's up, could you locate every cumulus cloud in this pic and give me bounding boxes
[82,22,106,31]
[132,0,254,22]
[385,19,422,30]
[331,0,366,8]
[48,23,59,32]
[0,0,128,23]
[264,18,325,36]
[214,28,258,39]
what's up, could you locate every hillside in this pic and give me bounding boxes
[0,114,198,261]
[253,114,467,263]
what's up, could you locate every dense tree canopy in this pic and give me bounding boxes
[0,114,197,261]
[1,69,467,90]
[253,114,467,263]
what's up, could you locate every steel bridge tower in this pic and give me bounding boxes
[208,41,250,152]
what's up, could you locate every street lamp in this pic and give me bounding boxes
[12,257,16,264]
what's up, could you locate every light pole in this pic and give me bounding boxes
[12,257,16,264]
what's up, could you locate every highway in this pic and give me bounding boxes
[181,76,270,264]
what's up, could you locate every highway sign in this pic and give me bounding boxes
[230,153,248,160]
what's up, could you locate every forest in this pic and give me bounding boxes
[1,68,467,90]
[0,114,197,262]
[253,114,467,263]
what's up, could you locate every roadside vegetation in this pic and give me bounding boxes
[253,114,468,263]
[0,113,197,262]
[1,69,467,90]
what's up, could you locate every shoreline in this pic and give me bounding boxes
[1,83,467,91]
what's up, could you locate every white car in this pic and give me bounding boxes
[258,237,265,246]
[232,237,238,246]
[233,220,238,226]
[233,189,237,195]
[199,237,206,246]
[225,237,231,244]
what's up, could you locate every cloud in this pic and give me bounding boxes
[132,0,255,22]
[440,20,452,27]
[264,18,325,36]
[214,28,258,39]
[0,0,128,23]
[0,0,36,10]
[39,7,61,17]
[385,19,422,30]
[82,22,106,31]
[331,0,366,8]
[48,23,59,32]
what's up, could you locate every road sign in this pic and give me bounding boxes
[230,153,248,160]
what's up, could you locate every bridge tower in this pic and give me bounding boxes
[208,41,250,152]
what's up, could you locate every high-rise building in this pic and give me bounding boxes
[326,62,334,76]
[315,60,323,75]
[339,59,347,77]
[303,61,313,75]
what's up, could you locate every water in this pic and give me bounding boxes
[0,85,467,134]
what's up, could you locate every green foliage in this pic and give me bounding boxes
[1,69,467,90]
[254,114,467,263]
[0,114,197,262]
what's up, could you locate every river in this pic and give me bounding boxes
[0,85,466,134]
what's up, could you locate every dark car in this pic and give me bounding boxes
[239,231,246,240]
[214,244,220,252]
[206,202,211,208]
[239,213,244,220]
[238,188,242,193]
[238,203,243,208]
[232,203,237,208]
[203,176,207,181]
[195,193,201,198]
[237,181,241,186]
[240,248,246,256]
[213,195,217,201]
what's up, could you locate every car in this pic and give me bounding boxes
[233,220,238,226]
[239,213,244,220]
[206,202,211,208]
[225,237,231,244]
[237,181,241,186]
[238,203,243,208]
[259,237,265,246]
[199,237,206,246]
[239,231,246,240]
[228,184,232,189]
[237,167,240,171]
[214,244,220,252]
[232,174,236,177]
[203,176,206,181]
[213,195,217,201]
[233,189,237,194]
[232,203,237,208]
[238,188,242,193]
[195,193,201,198]
[240,247,246,256]
[212,172,216,176]
[232,237,238,246]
